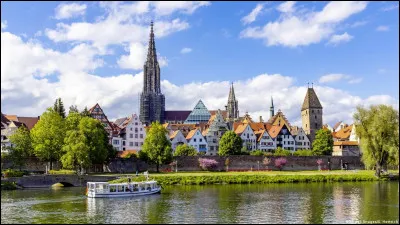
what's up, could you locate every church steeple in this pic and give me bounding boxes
[270,96,274,118]
[226,82,239,121]
[140,21,165,125]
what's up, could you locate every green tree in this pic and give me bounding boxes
[53,98,66,118]
[61,130,90,171]
[273,147,291,156]
[65,112,82,132]
[173,144,197,156]
[353,105,399,177]
[68,105,79,114]
[31,108,65,170]
[293,149,314,156]
[218,131,243,156]
[141,121,172,172]
[7,126,33,170]
[80,106,91,117]
[312,129,334,156]
[79,117,109,165]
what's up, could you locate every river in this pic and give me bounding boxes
[1,182,399,224]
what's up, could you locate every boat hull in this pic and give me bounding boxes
[87,188,161,198]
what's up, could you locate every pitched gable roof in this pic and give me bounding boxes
[302,87,323,110]
[254,130,266,142]
[170,130,180,140]
[333,121,342,130]
[186,128,199,141]
[267,123,285,139]
[234,124,248,135]
[16,116,40,130]
[5,115,17,121]
[333,124,353,140]
[164,111,192,121]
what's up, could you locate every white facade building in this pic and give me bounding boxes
[235,124,257,151]
[186,128,208,153]
[293,128,311,150]
[169,130,188,152]
[255,129,276,151]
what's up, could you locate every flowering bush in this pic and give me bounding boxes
[274,157,287,171]
[262,157,271,166]
[198,158,219,171]
[316,159,323,165]
[169,161,177,167]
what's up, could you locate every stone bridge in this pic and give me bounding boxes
[3,175,119,188]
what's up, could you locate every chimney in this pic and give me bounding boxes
[259,116,263,123]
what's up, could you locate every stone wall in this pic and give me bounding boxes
[1,157,61,172]
[2,156,364,173]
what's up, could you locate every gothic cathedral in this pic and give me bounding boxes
[139,22,165,126]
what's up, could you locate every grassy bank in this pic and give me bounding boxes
[109,170,398,186]
[1,181,18,190]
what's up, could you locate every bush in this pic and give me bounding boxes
[293,149,313,156]
[273,148,291,156]
[274,157,287,171]
[250,150,264,156]
[198,158,219,171]
[48,169,76,175]
[2,169,27,177]
[123,153,137,159]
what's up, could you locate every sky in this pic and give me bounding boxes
[1,1,399,127]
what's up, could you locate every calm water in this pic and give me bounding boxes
[1,182,399,224]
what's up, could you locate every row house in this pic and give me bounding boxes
[234,123,257,151]
[111,114,146,152]
[89,103,120,143]
[268,124,296,151]
[203,110,229,155]
[186,128,208,154]
[169,130,187,152]
[254,129,276,151]
[331,123,360,156]
[291,126,311,150]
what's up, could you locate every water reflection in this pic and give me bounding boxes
[1,182,399,224]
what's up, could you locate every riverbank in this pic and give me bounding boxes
[1,181,18,190]
[109,170,399,186]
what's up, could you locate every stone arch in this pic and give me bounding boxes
[53,182,75,187]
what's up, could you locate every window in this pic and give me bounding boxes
[129,134,133,138]
[140,134,143,138]
[135,142,138,146]
[113,140,119,145]
[315,115,317,119]
[140,142,143,146]
[312,110,314,113]
[200,138,202,142]
[315,123,318,128]
[135,123,138,125]
[306,124,307,128]
[140,128,142,131]
[129,142,133,146]
[284,141,286,145]
[122,141,126,146]
[135,134,138,138]
[194,138,196,142]
[135,128,138,133]
[130,128,132,131]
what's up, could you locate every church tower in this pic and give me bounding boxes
[139,21,165,126]
[270,96,274,118]
[301,84,323,145]
[226,82,239,121]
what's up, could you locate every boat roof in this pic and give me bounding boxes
[87,181,157,185]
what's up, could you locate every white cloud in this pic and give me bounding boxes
[376,25,389,31]
[327,32,353,45]
[319,73,362,84]
[117,42,168,70]
[240,1,367,47]
[349,20,367,28]
[152,1,211,16]
[381,3,399,12]
[241,3,264,25]
[277,1,296,13]
[1,20,7,29]
[180,47,192,54]
[54,3,87,20]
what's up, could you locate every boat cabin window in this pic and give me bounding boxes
[118,185,124,192]
[110,186,116,192]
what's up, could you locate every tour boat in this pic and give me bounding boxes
[86,180,161,198]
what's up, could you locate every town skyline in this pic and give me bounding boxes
[1,1,399,127]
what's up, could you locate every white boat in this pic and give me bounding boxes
[86,180,161,198]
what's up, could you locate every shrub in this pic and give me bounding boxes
[123,153,137,159]
[198,158,219,171]
[263,157,271,166]
[2,169,27,177]
[48,169,76,175]
[274,157,287,171]
[273,148,291,156]
[293,149,314,156]
[250,150,264,156]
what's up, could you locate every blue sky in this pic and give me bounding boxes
[1,1,399,126]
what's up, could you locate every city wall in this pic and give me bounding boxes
[2,156,364,173]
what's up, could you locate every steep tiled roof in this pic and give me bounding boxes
[186,128,198,141]
[5,115,18,121]
[169,130,179,140]
[334,141,358,146]
[1,113,11,125]
[16,117,40,130]
[114,117,128,127]
[162,123,169,128]
[333,121,342,130]
[234,124,247,135]
[332,124,353,140]
[254,130,266,142]
[202,128,208,136]
[301,87,322,110]
[267,124,284,139]
[267,110,291,128]
[290,126,299,136]
[209,110,227,119]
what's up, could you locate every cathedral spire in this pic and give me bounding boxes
[147,21,158,64]
[228,82,236,102]
[226,82,239,121]
[270,96,274,118]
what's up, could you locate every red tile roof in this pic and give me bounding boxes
[334,141,358,146]
[16,117,40,130]
[186,128,199,141]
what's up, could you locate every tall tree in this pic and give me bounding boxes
[53,98,66,118]
[61,130,90,171]
[141,121,172,172]
[218,131,243,156]
[7,126,33,170]
[173,144,197,156]
[79,117,109,165]
[69,105,79,114]
[312,129,333,156]
[353,105,399,177]
[31,108,65,170]
[81,106,91,117]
